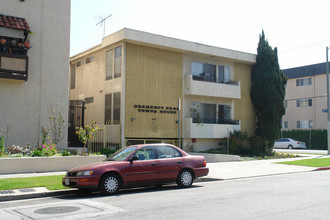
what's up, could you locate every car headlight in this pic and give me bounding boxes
[76,170,94,176]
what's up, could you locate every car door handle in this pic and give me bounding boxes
[151,163,157,166]
[177,161,182,164]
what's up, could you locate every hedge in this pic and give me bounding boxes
[281,129,327,150]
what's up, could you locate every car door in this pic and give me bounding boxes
[156,145,183,182]
[278,139,286,148]
[123,146,158,185]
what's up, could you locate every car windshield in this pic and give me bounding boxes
[107,147,137,161]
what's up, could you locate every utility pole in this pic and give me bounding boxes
[178,98,181,149]
[327,47,330,155]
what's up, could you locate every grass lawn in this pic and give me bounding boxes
[0,175,68,191]
[279,157,330,167]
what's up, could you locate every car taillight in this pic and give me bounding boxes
[297,142,300,144]
[203,160,207,167]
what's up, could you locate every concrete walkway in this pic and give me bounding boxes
[1,155,329,202]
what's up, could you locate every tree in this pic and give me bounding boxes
[250,31,287,153]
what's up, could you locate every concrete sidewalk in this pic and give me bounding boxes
[0,155,328,202]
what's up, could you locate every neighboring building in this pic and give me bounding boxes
[0,1,70,148]
[282,62,328,130]
[69,28,256,151]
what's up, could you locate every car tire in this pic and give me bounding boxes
[100,173,121,195]
[177,169,194,188]
[288,145,293,149]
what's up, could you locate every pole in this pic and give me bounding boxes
[178,98,181,149]
[327,47,330,155]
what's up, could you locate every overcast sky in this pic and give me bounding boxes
[70,0,330,69]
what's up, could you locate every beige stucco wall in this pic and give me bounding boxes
[283,74,327,130]
[233,62,256,136]
[124,43,183,139]
[70,42,124,125]
[0,0,70,148]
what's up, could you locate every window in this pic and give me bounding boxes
[296,78,312,87]
[114,46,122,78]
[106,49,113,80]
[85,97,94,104]
[86,56,95,64]
[76,60,84,67]
[283,121,288,129]
[219,65,231,83]
[105,94,112,124]
[157,146,181,159]
[285,101,288,108]
[218,105,231,124]
[134,147,156,160]
[113,92,121,123]
[191,103,216,123]
[296,99,312,107]
[191,62,216,82]
[70,64,75,89]
[297,120,312,129]
[104,92,121,124]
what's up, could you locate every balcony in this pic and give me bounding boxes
[184,75,241,99]
[183,117,240,139]
[0,52,28,81]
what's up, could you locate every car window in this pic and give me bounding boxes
[157,146,182,159]
[134,147,156,161]
[107,147,137,161]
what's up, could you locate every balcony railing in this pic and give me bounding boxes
[192,75,239,85]
[184,118,241,139]
[192,117,240,125]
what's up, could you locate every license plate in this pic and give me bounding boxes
[65,179,70,185]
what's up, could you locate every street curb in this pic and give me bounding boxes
[314,167,330,171]
[0,189,77,202]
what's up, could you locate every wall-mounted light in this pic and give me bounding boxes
[131,117,135,122]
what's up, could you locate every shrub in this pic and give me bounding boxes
[60,150,71,156]
[281,129,327,150]
[75,121,103,154]
[100,148,117,157]
[229,131,271,156]
[31,142,57,157]
[8,145,23,154]
[0,135,4,155]
[229,131,251,155]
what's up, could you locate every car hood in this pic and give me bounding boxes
[67,160,125,172]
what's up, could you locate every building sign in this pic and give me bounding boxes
[134,104,178,114]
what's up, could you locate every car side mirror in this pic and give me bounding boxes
[130,155,139,162]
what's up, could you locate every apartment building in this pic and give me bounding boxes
[0,0,70,148]
[69,28,256,151]
[282,62,328,130]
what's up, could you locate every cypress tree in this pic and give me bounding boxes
[250,31,287,151]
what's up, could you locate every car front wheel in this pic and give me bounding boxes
[177,169,194,188]
[100,173,120,195]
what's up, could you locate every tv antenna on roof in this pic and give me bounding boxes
[96,14,112,37]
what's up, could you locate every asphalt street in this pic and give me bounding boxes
[1,170,330,219]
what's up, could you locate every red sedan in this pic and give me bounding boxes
[62,144,209,195]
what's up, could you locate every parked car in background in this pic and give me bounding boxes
[274,138,306,149]
[62,144,209,195]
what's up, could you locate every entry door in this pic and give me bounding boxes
[123,146,158,184]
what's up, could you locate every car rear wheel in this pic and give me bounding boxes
[100,173,120,195]
[177,169,194,188]
[288,145,293,149]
